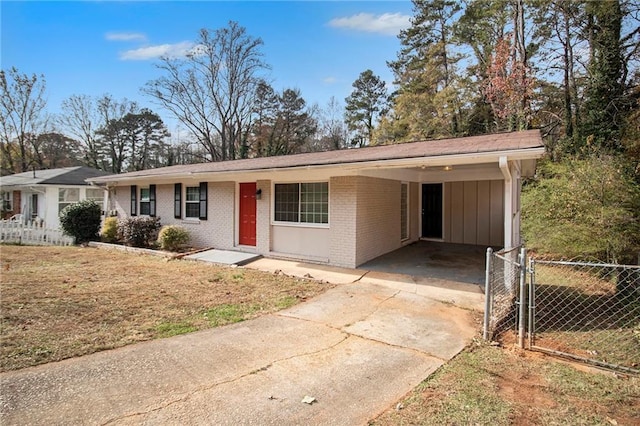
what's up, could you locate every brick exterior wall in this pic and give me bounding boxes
[13,191,21,215]
[354,176,402,266]
[328,176,358,268]
[328,176,402,268]
[256,180,271,254]
[154,184,173,224]
[113,186,130,217]
[114,182,236,249]
[110,176,408,268]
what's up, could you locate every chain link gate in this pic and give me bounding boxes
[484,249,639,374]
[528,259,640,374]
[483,247,525,341]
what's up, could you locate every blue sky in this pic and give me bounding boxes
[2,1,413,134]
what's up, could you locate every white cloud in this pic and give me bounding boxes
[120,41,196,60]
[105,32,147,42]
[328,12,411,36]
[323,76,337,84]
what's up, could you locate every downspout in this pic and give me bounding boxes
[499,156,513,249]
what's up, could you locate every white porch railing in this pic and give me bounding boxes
[0,220,74,246]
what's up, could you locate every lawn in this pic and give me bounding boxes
[0,245,331,372]
[373,341,640,425]
[3,245,638,425]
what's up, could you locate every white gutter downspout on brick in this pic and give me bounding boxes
[499,156,513,249]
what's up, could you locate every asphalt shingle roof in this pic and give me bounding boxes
[0,166,110,187]
[88,129,544,183]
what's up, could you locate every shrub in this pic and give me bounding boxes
[59,200,102,243]
[100,217,118,243]
[157,225,190,251]
[117,216,162,248]
[522,155,640,263]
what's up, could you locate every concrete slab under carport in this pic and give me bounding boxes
[360,240,489,286]
[243,244,485,311]
[359,271,485,311]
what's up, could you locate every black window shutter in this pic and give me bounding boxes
[199,182,208,220]
[149,185,156,217]
[130,185,137,216]
[174,183,182,219]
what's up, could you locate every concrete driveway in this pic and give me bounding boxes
[0,264,481,425]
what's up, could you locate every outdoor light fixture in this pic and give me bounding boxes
[255,188,262,200]
[443,165,453,171]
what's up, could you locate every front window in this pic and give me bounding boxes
[274,182,328,225]
[59,188,80,213]
[1,191,12,212]
[185,186,200,218]
[86,188,104,204]
[139,187,150,215]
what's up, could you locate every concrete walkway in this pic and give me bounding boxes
[0,260,483,426]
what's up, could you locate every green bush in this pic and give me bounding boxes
[59,200,102,243]
[522,155,640,263]
[157,225,190,251]
[100,217,118,243]
[117,216,162,248]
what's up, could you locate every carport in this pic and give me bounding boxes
[361,241,488,286]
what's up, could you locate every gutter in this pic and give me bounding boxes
[499,156,512,181]
[87,146,546,186]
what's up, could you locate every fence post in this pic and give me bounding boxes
[483,247,493,341]
[517,247,527,348]
[528,257,535,348]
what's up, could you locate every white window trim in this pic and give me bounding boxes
[139,187,151,216]
[2,191,13,211]
[271,181,330,228]
[184,186,200,219]
[58,187,80,213]
[85,188,104,202]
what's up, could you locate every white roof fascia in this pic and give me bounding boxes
[90,146,546,186]
[338,147,546,171]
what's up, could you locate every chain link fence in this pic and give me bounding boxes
[529,259,640,374]
[483,247,523,341]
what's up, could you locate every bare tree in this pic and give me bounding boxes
[95,95,138,173]
[59,94,102,169]
[0,67,48,174]
[60,94,137,171]
[315,96,348,151]
[143,21,269,161]
[33,132,83,169]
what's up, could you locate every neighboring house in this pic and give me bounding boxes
[88,130,545,269]
[0,166,110,229]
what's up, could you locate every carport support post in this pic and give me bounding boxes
[517,247,527,348]
[483,247,493,341]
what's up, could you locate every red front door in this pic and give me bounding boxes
[239,183,257,246]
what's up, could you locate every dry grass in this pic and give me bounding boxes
[373,342,640,426]
[0,245,331,372]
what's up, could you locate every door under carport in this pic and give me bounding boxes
[421,181,504,246]
[422,183,443,239]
